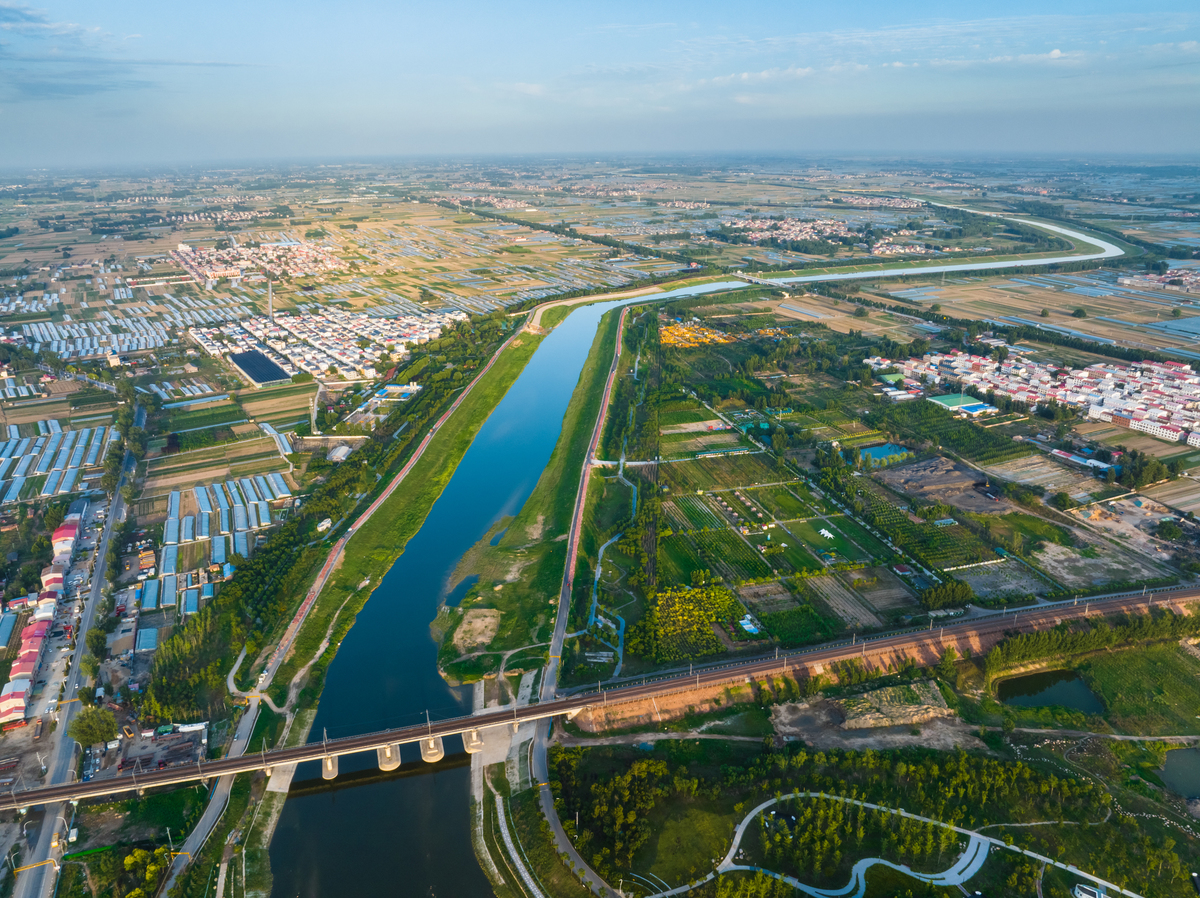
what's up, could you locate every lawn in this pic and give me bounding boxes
[829,514,893,560]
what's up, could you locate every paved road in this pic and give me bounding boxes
[762,216,1124,286]
[645,791,1144,898]
[158,695,262,894]
[15,439,135,898]
[154,327,530,889]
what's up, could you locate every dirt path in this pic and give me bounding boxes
[558,732,762,746]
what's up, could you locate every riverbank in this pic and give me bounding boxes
[221,332,546,896]
[440,304,626,684]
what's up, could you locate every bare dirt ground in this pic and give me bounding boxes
[1034,541,1168,588]
[771,700,986,751]
[844,567,917,614]
[877,456,1018,515]
[737,581,798,614]
[1072,496,1178,558]
[808,574,883,628]
[985,456,1099,502]
[957,557,1051,598]
[660,420,726,434]
[454,609,502,652]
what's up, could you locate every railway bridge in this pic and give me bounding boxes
[1,587,1192,812]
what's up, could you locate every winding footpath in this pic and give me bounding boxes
[646,793,1144,898]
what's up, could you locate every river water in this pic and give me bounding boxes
[268,283,741,898]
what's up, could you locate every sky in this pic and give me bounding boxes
[1,0,1198,168]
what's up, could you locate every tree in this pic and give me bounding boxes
[80,653,100,681]
[1040,308,1050,318]
[1050,491,1077,510]
[1173,307,1183,318]
[68,706,117,747]
[1157,520,1184,541]
[86,628,108,660]
[1072,308,1088,318]
[936,646,959,679]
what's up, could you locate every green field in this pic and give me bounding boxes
[663,494,724,532]
[747,531,823,573]
[747,485,813,520]
[167,402,246,431]
[828,514,893,560]
[762,603,842,646]
[663,453,785,492]
[693,530,774,581]
[1079,643,1200,735]
[658,406,717,427]
[783,519,869,563]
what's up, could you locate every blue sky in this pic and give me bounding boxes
[1,0,1198,167]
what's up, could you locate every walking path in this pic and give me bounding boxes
[643,793,1144,898]
[488,781,547,898]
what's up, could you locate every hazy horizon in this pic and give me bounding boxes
[1,0,1198,167]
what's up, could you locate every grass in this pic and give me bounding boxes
[445,306,626,671]
[784,519,868,563]
[1078,642,1200,735]
[263,333,546,697]
[747,485,812,520]
[506,788,594,898]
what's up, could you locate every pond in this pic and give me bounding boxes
[996,669,1104,714]
[859,443,910,464]
[1160,747,1200,799]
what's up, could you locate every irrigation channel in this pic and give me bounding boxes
[267,283,741,898]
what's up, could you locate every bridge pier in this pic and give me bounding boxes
[321,755,338,780]
[462,729,484,754]
[420,736,444,763]
[376,744,402,771]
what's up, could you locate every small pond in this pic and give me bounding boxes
[860,443,910,464]
[1160,747,1200,799]
[996,669,1104,714]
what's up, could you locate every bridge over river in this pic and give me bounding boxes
[2,586,1190,813]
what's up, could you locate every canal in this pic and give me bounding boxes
[268,282,742,897]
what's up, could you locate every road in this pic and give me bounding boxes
[259,325,527,690]
[154,326,531,890]
[765,217,1124,286]
[15,437,136,898]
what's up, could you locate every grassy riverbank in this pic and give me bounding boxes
[262,332,546,705]
[440,305,625,683]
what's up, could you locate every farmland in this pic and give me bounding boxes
[661,453,784,492]
[746,485,813,520]
[141,436,288,497]
[693,530,775,581]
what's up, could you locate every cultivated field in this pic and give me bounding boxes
[806,575,882,629]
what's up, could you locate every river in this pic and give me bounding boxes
[267,282,741,898]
